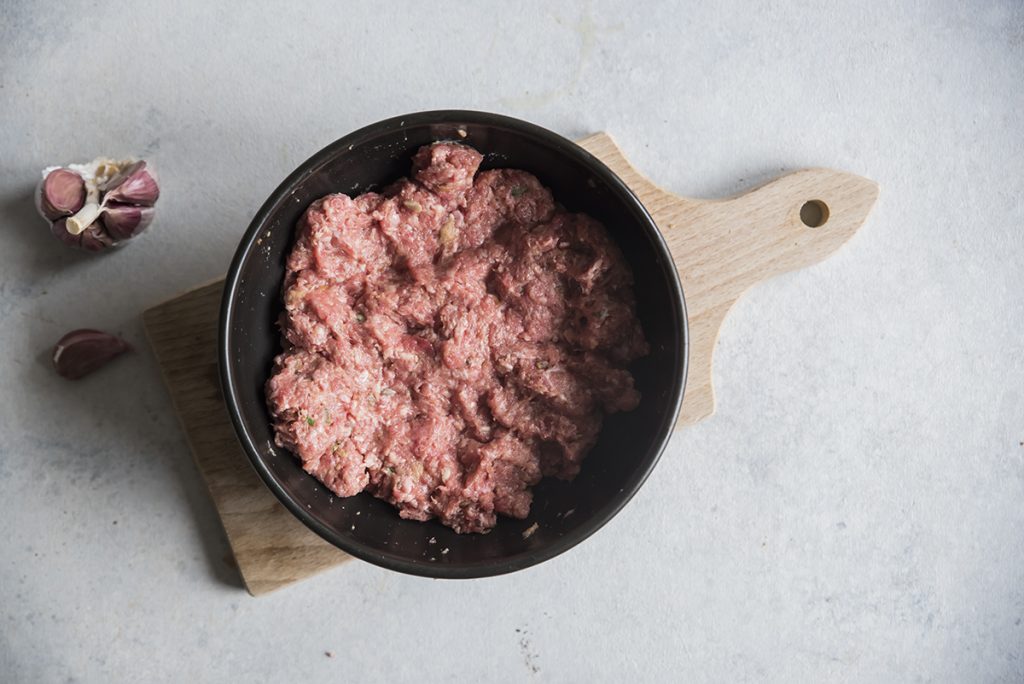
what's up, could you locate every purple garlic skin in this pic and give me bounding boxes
[78,224,117,253]
[52,329,131,380]
[102,161,160,205]
[36,168,86,220]
[102,203,156,241]
[50,218,116,252]
[37,157,160,253]
[49,218,81,249]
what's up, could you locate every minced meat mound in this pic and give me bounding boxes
[266,143,648,533]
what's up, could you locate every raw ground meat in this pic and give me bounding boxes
[266,142,648,533]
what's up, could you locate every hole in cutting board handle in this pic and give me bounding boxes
[800,200,830,228]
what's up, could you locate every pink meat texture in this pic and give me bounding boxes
[266,143,648,533]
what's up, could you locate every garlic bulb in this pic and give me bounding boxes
[36,157,160,252]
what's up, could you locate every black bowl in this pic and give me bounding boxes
[220,111,687,578]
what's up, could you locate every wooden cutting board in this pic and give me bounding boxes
[142,132,879,595]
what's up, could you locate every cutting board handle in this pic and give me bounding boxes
[577,133,880,427]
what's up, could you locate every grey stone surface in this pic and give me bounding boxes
[1,1,1021,682]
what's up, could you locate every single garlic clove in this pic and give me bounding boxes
[51,218,117,252]
[36,168,86,220]
[78,223,117,253]
[101,161,159,206]
[52,329,131,380]
[50,218,83,249]
[101,203,155,241]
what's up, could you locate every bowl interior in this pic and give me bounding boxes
[221,111,686,577]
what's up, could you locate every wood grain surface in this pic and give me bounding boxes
[143,133,878,595]
[143,280,351,596]
[577,134,879,426]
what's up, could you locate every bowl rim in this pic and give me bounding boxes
[219,109,688,578]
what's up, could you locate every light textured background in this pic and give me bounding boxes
[1,1,1022,682]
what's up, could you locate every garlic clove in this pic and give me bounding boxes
[78,223,116,252]
[101,203,155,241]
[36,168,86,220]
[52,329,131,380]
[52,218,116,252]
[101,161,159,206]
[52,217,117,252]
[50,218,82,249]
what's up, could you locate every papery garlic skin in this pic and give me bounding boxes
[44,157,133,190]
